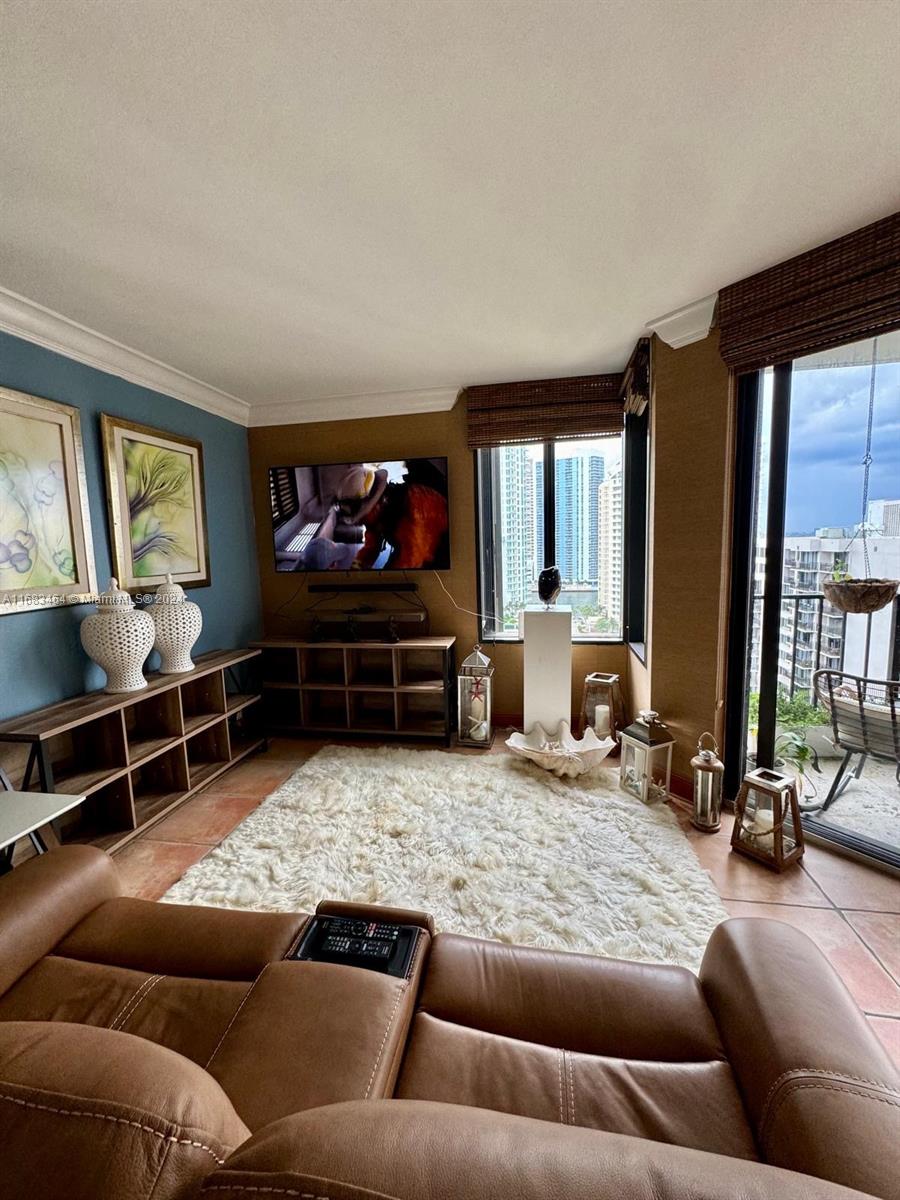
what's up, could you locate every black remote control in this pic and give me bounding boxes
[294,914,419,977]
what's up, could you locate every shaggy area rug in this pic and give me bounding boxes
[162,745,727,971]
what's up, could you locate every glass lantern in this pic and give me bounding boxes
[578,672,626,740]
[731,766,804,871]
[691,732,724,832]
[619,710,675,805]
[457,644,494,747]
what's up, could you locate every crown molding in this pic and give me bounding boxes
[0,286,250,426]
[250,385,461,427]
[645,293,718,349]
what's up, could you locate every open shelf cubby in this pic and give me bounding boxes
[347,647,395,688]
[55,775,136,851]
[43,712,128,796]
[262,647,300,686]
[397,691,447,737]
[349,690,396,732]
[131,743,190,828]
[185,719,231,790]
[124,689,183,765]
[0,649,263,855]
[304,688,349,730]
[300,647,346,686]
[181,671,226,735]
[253,637,454,743]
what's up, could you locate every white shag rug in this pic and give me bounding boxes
[163,745,727,972]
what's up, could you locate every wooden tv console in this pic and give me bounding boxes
[253,636,456,744]
[0,649,263,854]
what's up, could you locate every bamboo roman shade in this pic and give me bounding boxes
[463,372,623,449]
[717,211,900,372]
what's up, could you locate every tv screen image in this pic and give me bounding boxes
[269,458,450,572]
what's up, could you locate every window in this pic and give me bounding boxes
[476,435,624,641]
[725,330,900,869]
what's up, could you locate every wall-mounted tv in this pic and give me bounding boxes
[269,458,450,572]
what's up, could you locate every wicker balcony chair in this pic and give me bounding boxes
[812,668,900,811]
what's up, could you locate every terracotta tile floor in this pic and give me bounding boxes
[115,734,900,1068]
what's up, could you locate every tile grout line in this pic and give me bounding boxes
[835,908,900,990]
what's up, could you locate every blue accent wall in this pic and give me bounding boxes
[0,331,261,720]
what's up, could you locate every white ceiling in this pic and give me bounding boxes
[1,0,899,426]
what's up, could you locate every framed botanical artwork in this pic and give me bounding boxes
[0,386,97,615]
[101,415,210,591]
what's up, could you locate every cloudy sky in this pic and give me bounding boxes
[785,360,900,535]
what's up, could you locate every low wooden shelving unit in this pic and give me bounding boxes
[253,636,456,744]
[0,649,263,853]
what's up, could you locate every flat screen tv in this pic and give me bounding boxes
[269,458,450,572]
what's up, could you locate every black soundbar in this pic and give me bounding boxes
[308,582,418,594]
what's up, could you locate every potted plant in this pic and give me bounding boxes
[773,728,820,810]
[774,689,838,761]
[824,569,898,615]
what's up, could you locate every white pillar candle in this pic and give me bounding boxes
[751,809,775,850]
[593,703,611,737]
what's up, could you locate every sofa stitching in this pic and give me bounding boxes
[0,1092,228,1165]
[118,974,166,1032]
[203,1189,331,1198]
[404,929,425,982]
[759,1067,900,1133]
[557,1048,565,1123]
[364,983,405,1100]
[205,965,269,1070]
[567,1050,576,1125]
[762,1081,900,1152]
[109,974,161,1031]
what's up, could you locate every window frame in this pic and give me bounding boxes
[622,407,649,658]
[475,434,635,645]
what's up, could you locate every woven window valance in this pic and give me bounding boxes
[463,372,623,449]
[717,211,900,372]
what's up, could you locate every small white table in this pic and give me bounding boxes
[0,791,86,873]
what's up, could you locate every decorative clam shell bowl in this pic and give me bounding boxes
[149,573,202,674]
[506,721,616,778]
[80,578,155,694]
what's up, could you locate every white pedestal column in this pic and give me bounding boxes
[521,605,572,733]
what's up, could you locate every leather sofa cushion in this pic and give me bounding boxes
[0,955,251,1066]
[201,1099,870,1200]
[397,1011,758,1159]
[0,845,120,998]
[396,932,757,1158]
[0,1020,249,1200]
[414,932,727,1059]
[55,896,308,979]
[206,959,421,1131]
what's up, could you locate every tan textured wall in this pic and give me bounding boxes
[644,332,732,783]
[248,399,627,722]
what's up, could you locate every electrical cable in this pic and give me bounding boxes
[432,570,505,632]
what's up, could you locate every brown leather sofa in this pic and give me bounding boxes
[1,846,897,1199]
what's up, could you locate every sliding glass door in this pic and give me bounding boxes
[727,332,900,868]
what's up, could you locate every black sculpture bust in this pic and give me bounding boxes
[538,565,561,606]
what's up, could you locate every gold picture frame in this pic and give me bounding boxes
[0,386,97,616]
[101,415,210,591]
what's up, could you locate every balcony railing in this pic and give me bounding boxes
[755,591,900,699]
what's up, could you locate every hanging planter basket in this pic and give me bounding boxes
[823,578,899,615]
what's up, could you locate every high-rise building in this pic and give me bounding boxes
[867,498,900,537]
[597,467,623,622]
[553,453,604,582]
[496,446,536,613]
[753,531,900,699]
